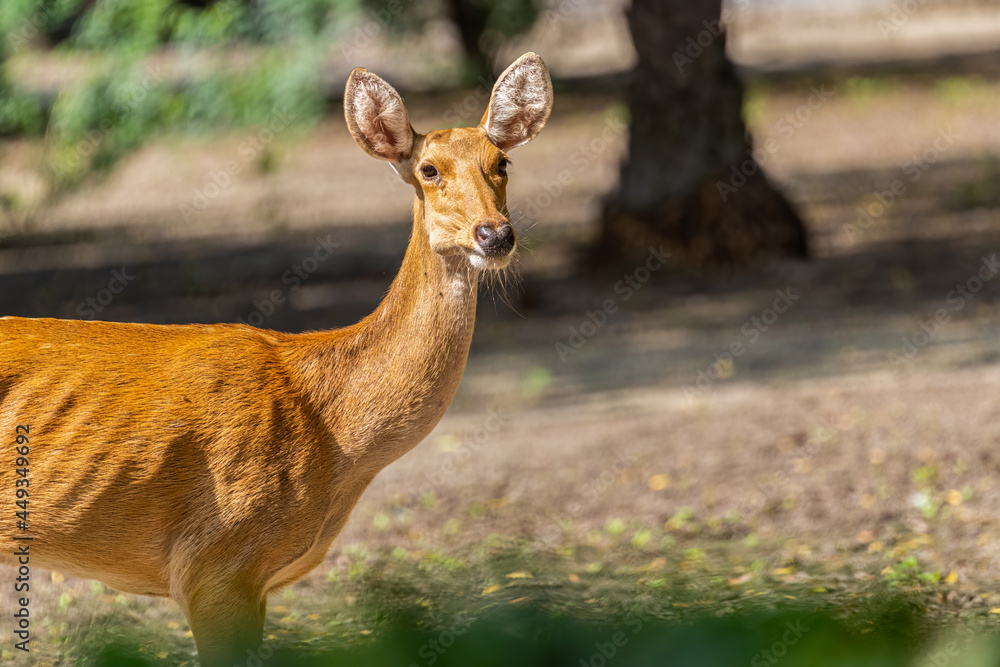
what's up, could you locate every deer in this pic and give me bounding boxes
[0,52,552,666]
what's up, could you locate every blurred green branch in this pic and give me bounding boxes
[0,0,345,201]
[0,0,540,211]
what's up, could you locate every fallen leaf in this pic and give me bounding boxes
[506,571,533,579]
[712,358,735,379]
[638,557,667,573]
[648,474,671,491]
[481,584,500,596]
[855,530,875,544]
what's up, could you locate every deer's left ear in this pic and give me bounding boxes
[345,67,415,163]
[480,52,553,151]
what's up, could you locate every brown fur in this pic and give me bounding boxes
[0,53,552,665]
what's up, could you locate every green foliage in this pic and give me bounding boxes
[474,0,538,40]
[0,0,355,195]
[0,72,43,136]
[0,0,543,207]
[70,0,174,53]
[0,0,541,198]
[605,518,626,536]
[883,556,942,588]
[79,598,1000,667]
[958,153,1000,210]
[843,76,897,103]
[0,0,86,51]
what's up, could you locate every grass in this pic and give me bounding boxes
[42,529,1000,666]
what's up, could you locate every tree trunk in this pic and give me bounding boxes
[445,0,493,85]
[596,0,808,270]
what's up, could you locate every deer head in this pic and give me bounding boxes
[344,52,553,272]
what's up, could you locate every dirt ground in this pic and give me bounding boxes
[3,68,1000,663]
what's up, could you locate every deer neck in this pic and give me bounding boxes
[286,194,480,472]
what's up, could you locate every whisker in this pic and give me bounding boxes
[516,235,539,257]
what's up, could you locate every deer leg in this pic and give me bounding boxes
[178,577,267,667]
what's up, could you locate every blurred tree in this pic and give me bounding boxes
[445,0,539,84]
[596,0,808,269]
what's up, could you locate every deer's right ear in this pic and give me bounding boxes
[344,68,414,163]
[481,52,553,151]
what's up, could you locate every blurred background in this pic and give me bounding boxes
[3,0,1000,664]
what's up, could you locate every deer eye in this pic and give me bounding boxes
[421,164,439,180]
[497,158,509,177]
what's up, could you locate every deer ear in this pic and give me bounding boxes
[480,52,553,151]
[344,68,414,163]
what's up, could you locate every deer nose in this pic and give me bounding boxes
[475,222,515,256]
